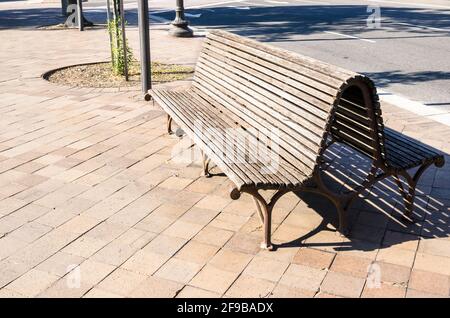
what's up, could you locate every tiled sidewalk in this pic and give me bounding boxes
[0,4,449,298]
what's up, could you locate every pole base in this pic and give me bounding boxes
[169,23,194,37]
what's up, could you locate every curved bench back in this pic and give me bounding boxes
[193,30,385,176]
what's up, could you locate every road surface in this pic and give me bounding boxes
[144,0,450,110]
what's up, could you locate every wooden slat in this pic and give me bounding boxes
[198,49,329,127]
[190,85,316,179]
[194,65,324,157]
[169,90,285,186]
[208,30,355,83]
[179,91,304,186]
[200,39,336,104]
[193,71,320,173]
[196,58,326,145]
[185,89,308,184]
[151,89,251,188]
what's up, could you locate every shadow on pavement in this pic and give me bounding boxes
[275,138,449,253]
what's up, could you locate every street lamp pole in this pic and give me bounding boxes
[137,0,152,100]
[169,0,193,37]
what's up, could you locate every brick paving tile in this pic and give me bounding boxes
[190,265,239,294]
[121,250,169,276]
[176,286,221,298]
[159,176,194,190]
[278,264,327,293]
[320,271,365,298]
[0,288,25,298]
[376,247,416,268]
[154,258,202,284]
[408,269,450,296]
[0,236,28,260]
[330,254,373,278]
[292,248,335,270]
[413,252,450,276]
[375,262,411,286]
[382,230,420,251]
[224,233,262,255]
[6,269,59,297]
[179,207,219,226]
[406,289,447,298]
[83,288,124,298]
[418,238,450,258]
[314,292,343,298]
[174,241,220,265]
[96,268,148,296]
[225,275,275,298]
[361,283,406,298]
[91,229,156,266]
[185,178,223,194]
[36,252,85,277]
[142,234,187,257]
[194,195,232,212]
[270,284,316,298]
[162,220,204,240]
[128,276,183,298]
[208,249,253,273]
[193,225,233,247]
[209,212,250,232]
[9,221,52,243]
[243,255,289,283]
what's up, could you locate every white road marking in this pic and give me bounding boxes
[391,21,450,32]
[229,6,251,10]
[378,90,450,127]
[293,0,331,5]
[242,1,273,6]
[185,13,202,18]
[324,31,376,43]
[187,0,246,9]
[369,0,450,10]
[147,0,245,14]
[149,14,171,24]
[264,0,289,4]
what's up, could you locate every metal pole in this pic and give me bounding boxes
[76,0,84,31]
[137,0,151,100]
[119,0,129,80]
[106,0,114,63]
[169,0,193,37]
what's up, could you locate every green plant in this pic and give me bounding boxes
[107,8,134,76]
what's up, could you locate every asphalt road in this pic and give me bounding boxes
[142,0,450,108]
[7,0,446,108]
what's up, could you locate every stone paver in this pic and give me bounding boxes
[320,271,365,298]
[0,0,449,299]
[278,264,327,293]
[225,275,275,298]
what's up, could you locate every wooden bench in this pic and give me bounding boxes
[150,30,445,250]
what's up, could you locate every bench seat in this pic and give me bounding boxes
[384,128,444,170]
[151,87,308,190]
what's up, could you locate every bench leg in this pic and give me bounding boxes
[252,197,265,225]
[306,168,351,236]
[167,114,173,134]
[200,150,211,177]
[231,187,289,251]
[394,162,433,220]
[335,202,347,236]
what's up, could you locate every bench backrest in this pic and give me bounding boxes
[193,30,385,176]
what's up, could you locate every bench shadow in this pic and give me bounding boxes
[273,132,449,253]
